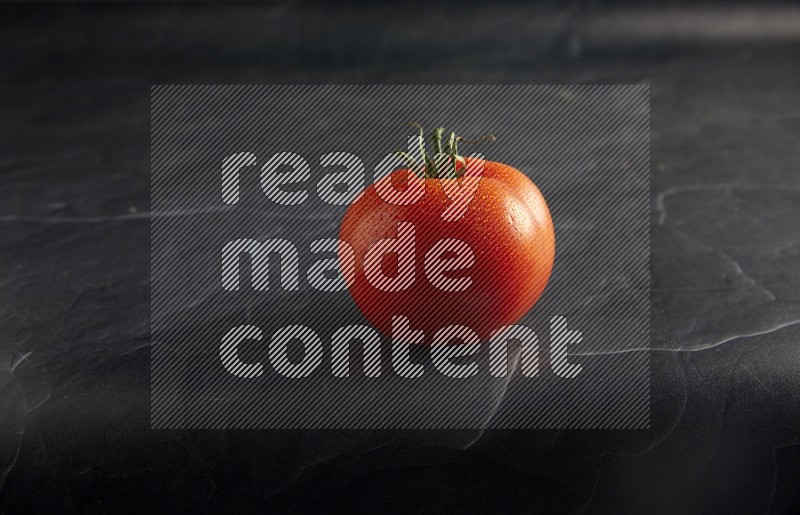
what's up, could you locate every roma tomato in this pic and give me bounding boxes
[339,129,555,342]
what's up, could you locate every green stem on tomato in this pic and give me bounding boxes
[405,124,495,180]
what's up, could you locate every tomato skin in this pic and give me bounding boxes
[339,159,555,342]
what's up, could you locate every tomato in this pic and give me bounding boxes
[338,129,555,342]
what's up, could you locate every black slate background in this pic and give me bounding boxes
[1,2,799,513]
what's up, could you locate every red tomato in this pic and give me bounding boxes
[339,142,555,342]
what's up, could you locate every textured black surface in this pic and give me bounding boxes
[1,2,799,513]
